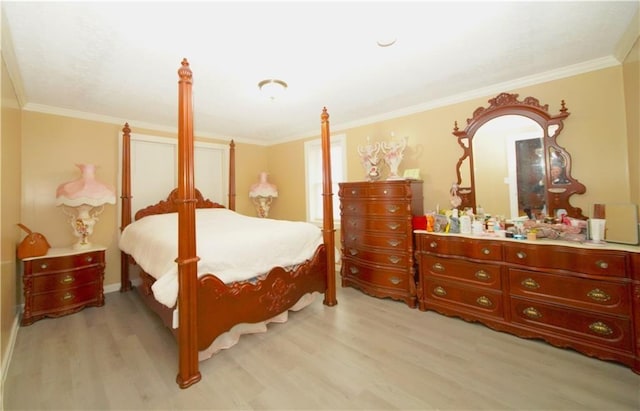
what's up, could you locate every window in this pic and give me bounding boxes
[304,134,346,226]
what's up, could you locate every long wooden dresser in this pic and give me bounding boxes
[339,180,423,308]
[415,231,640,373]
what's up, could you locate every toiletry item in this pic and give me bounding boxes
[590,218,606,243]
[472,220,484,235]
[460,215,471,234]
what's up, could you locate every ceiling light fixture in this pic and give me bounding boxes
[376,38,397,48]
[258,79,288,100]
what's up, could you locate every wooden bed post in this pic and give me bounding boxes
[175,58,201,388]
[120,123,132,292]
[228,140,236,211]
[321,107,337,306]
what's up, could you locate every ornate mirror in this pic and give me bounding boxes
[452,92,586,220]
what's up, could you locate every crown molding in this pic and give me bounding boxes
[281,56,621,145]
[20,55,621,148]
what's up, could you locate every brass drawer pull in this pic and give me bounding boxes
[587,288,611,302]
[348,205,356,212]
[389,277,401,285]
[516,251,527,259]
[476,296,492,307]
[349,266,359,274]
[522,307,542,319]
[481,247,490,255]
[348,248,358,256]
[349,236,357,242]
[432,262,445,272]
[429,241,437,249]
[86,256,93,263]
[62,292,74,301]
[60,275,75,284]
[349,221,357,227]
[388,256,401,264]
[40,263,48,270]
[433,286,447,296]
[386,205,400,213]
[387,239,401,247]
[387,223,400,230]
[383,190,388,195]
[521,278,540,289]
[595,260,609,269]
[474,270,491,281]
[351,190,357,195]
[588,321,613,336]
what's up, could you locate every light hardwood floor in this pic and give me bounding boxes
[4,285,640,410]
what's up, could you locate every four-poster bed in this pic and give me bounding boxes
[119,59,337,388]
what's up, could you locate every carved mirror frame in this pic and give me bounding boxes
[452,92,586,219]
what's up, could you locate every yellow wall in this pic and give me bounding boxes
[623,36,640,206]
[1,56,22,379]
[270,66,633,220]
[19,114,268,291]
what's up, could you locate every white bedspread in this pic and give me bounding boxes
[119,208,323,308]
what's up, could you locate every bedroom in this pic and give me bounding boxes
[2,1,640,409]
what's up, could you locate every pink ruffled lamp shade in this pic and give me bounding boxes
[56,164,115,249]
[249,171,278,218]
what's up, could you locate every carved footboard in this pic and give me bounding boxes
[128,245,327,351]
[196,245,327,350]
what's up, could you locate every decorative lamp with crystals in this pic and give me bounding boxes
[249,171,278,218]
[55,164,116,249]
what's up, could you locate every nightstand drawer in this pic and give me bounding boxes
[29,282,101,313]
[28,250,105,274]
[30,267,102,293]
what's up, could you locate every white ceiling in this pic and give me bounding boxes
[2,1,638,145]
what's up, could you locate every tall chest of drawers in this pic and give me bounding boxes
[416,232,640,374]
[21,246,106,325]
[339,180,423,308]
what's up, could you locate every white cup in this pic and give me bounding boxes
[590,218,606,242]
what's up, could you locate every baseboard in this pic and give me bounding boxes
[1,312,20,410]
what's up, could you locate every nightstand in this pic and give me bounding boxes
[21,245,106,325]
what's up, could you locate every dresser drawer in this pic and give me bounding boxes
[342,216,411,235]
[423,277,504,318]
[503,243,626,277]
[343,247,410,269]
[419,255,501,290]
[509,268,630,315]
[29,282,101,313]
[510,296,632,351]
[30,267,102,293]
[341,199,410,218]
[343,231,409,251]
[27,250,105,274]
[341,259,410,291]
[418,234,502,261]
[339,183,412,199]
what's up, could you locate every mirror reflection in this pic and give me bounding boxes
[474,115,544,219]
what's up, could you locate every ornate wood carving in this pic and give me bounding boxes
[134,188,225,220]
[452,92,586,219]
